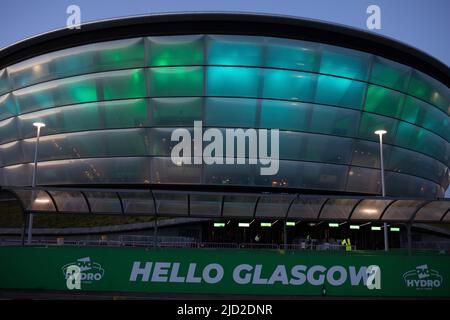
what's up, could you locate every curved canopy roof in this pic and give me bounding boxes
[5,186,450,223]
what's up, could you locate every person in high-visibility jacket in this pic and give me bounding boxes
[345,238,352,251]
[341,238,352,251]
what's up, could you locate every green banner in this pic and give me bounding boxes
[0,246,449,297]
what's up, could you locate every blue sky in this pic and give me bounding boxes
[1,0,449,196]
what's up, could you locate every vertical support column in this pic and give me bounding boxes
[154,216,158,248]
[283,219,287,249]
[407,223,412,256]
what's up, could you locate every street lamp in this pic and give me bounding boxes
[27,122,45,245]
[374,129,388,251]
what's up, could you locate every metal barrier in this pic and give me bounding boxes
[0,238,358,251]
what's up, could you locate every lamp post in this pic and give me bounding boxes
[374,129,388,251]
[27,122,45,245]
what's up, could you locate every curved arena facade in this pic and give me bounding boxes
[0,13,449,198]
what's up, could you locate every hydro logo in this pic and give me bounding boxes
[62,257,105,283]
[403,265,443,290]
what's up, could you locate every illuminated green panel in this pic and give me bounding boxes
[148,35,204,66]
[152,97,202,125]
[263,69,316,102]
[408,70,448,112]
[97,38,144,69]
[401,96,449,141]
[0,69,11,95]
[58,103,101,133]
[310,104,360,137]
[207,35,263,67]
[370,56,411,92]
[315,75,365,109]
[103,69,146,100]
[260,100,310,131]
[51,48,96,84]
[150,66,203,97]
[265,37,319,72]
[319,45,370,81]
[0,94,17,121]
[364,85,405,118]
[358,113,397,144]
[205,98,257,127]
[58,75,98,105]
[207,67,260,98]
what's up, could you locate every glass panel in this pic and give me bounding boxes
[395,122,447,163]
[148,35,204,66]
[8,38,145,89]
[207,35,264,67]
[205,97,257,128]
[204,161,256,186]
[0,117,18,144]
[254,160,302,189]
[263,69,316,102]
[222,195,259,217]
[13,190,56,211]
[369,56,411,92]
[319,45,371,81]
[315,75,366,109]
[302,134,353,164]
[382,200,425,221]
[310,104,360,137]
[190,193,222,217]
[0,141,24,167]
[151,157,201,184]
[14,69,147,114]
[148,127,193,156]
[414,201,449,221]
[85,191,121,214]
[0,94,17,121]
[358,113,397,144]
[320,199,359,220]
[351,139,388,168]
[296,162,348,191]
[18,99,149,139]
[154,191,188,216]
[265,37,319,72]
[1,163,32,186]
[49,191,89,213]
[36,157,151,185]
[21,129,148,162]
[149,66,203,97]
[152,97,202,126]
[387,146,446,185]
[255,194,296,218]
[346,167,381,194]
[120,192,155,215]
[401,96,449,141]
[408,70,448,113]
[351,199,392,220]
[443,211,450,222]
[386,172,438,198]
[0,69,10,96]
[102,69,146,100]
[288,197,325,219]
[364,85,405,118]
[207,66,260,98]
[260,100,311,131]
